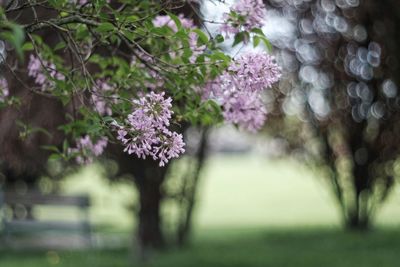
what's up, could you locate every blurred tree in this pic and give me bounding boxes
[0,0,278,256]
[265,0,400,229]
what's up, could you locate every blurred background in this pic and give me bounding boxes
[2,0,400,266]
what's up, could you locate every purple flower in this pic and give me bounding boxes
[203,51,281,132]
[28,54,41,77]
[152,130,185,167]
[220,0,266,37]
[92,137,108,156]
[0,77,9,102]
[115,91,185,166]
[131,92,173,127]
[69,135,108,164]
[229,52,281,92]
[91,79,116,116]
[153,14,195,32]
[27,54,65,91]
[222,91,267,132]
[122,110,159,159]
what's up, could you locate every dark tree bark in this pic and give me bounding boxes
[176,127,209,246]
[105,144,171,256]
[135,162,168,250]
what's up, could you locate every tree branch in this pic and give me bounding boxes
[24,15,99,33]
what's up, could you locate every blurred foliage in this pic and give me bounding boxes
[263,0,400,229]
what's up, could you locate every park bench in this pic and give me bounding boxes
[0,190,92,248]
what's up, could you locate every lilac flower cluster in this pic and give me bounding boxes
[91,79,117,116]
[153,14,205,63]
[27,54,65,91]
[222,91,267,132]
[113,92,185,167]
[228,52,281,92]
[153,14,195,31]
[0,77,9,102]
[204,52,281,132]
[69,135,108,164]
[220,0,266,37]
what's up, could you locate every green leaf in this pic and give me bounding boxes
[49,153,62,161]
[41,145,60,153]
[253,36,260,48]
[125,15,140,23]
[261,36,273,52]
[175,29,188,39]
[193,29,209,45]
[182,48,193,63]
[0,22,25,60]
[251,28,265,36]
[210,51,231,63]
[63,139,69,152]
[215,34,224,43]
[96,22,115,33]
[232,32,249,47]
[167,12,182,30]
[22,42,34,51]
[76,24,89,39]
[232,32,244,47]
[53,41,66,51]
[150,26,172,35]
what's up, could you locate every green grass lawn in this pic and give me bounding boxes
[1,154,400,266]
[155,227,400,267]
[2,227,400,267]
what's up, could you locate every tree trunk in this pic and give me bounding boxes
[177,128,209,246]
[129,159,170,259]
[136,172,165,251]
[346,195,370,231]
[345,160,372,231]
